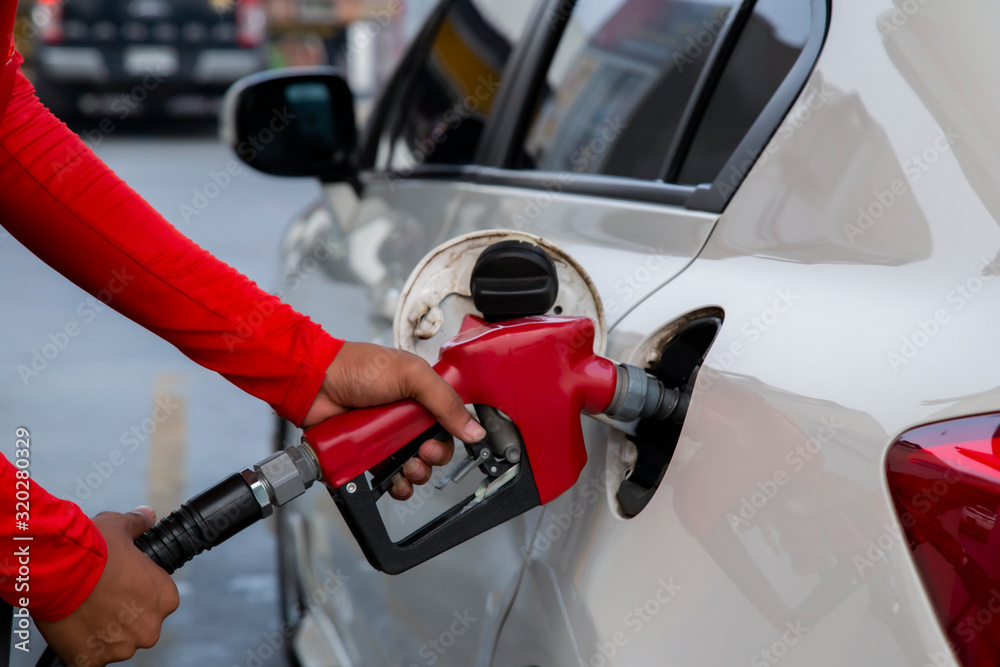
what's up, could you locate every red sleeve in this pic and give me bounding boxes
[0,451,107,622]
[0,58,344,426]
[0,58,343,619]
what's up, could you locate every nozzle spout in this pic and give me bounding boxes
[604,363,685,423]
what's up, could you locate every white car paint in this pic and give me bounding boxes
[264,0,1000,665]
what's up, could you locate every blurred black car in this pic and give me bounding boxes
[31,0,266,119]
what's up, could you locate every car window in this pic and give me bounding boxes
[516,0,733,180]
[384,0,534,171]
[676,0,811,184]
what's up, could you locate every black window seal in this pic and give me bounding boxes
[361,0,555,173]
[360,165,696,208]
[357,0,456,170]
[364,0,830,216]
[659,0,755,183]
[475,0,575,168]
[685,0,831,212]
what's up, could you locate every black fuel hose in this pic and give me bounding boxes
[36,471,268,667]
[134,472,265,573]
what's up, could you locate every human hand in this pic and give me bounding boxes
[303,342,486,500]
[36,507,179,666]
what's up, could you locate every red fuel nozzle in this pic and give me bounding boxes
[301,315,684,574]
[305,315,617,503]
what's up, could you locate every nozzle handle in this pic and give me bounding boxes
[329,425,540,575]
[303,398,440,490]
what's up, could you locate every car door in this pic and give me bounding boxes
[285,0,828,664]
[281,3,552,666]
[412,0,830,665]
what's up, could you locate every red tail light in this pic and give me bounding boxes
[887,413,1000,666]
[33,0,64,45]
[235,0,265,48]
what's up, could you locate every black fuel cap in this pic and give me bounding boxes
[470,240,559,322]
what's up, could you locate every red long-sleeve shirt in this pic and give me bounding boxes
[0,18,342,619]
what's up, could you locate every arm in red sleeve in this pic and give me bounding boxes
[0,57,343,426]
[0,452,107,622]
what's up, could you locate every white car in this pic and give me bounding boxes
[221,0,1000,665]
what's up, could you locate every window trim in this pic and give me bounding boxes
[364,164,695,207]
[659,0,756,183]
[475,0,575,168]
[358,0,456,170]
[685,0,831,212]
[366,0,830,215]
[361,0,550,174]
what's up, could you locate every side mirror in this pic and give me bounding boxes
[221,67,357,181]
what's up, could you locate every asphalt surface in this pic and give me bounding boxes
[0,128,324,666]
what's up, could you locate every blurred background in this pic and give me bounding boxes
[1,0,436,664]
[13,0,438,123]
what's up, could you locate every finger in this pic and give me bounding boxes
[133,505,156,524]
[123,506,157,538]
[403,357,486,443]
[418,439,454,467]
[161,576,181,614]
[402,458,432,485]
[134,615,165,649]
[389,474,413,501]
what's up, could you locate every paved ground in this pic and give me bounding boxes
[0,129,324,666]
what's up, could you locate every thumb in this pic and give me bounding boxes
[408,368,486,444]
[124,505,156,538]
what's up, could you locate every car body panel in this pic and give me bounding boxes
[488,0,1000,664]
[282,178,545,667]
[445,184,718,328]
[272,0,1000,665]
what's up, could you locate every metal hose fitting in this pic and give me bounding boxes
[603,363,682,422]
